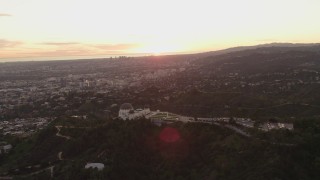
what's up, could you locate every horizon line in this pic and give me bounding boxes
[1,42,319,63]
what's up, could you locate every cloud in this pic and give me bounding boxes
[0,39,23,48]
[41,42,80,46]
[19,49,132,58]
[0,13,12,17]
[25,49,91,57]
[0,48,92,59]
[41,42,137,51]
[0,41,140,60]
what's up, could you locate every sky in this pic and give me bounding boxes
[1,0,320,61]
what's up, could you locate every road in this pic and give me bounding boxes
[58,152,63,160]
[55,126,71,140]
[13,166,54,179]
[224,124,251,137]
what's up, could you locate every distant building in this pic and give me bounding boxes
[259,122,294,131]
[0,144,12,154]
[234,118,255,128]
[149,111,180,122]
[85,163,105,171]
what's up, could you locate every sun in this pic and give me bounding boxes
[153,52,161,56]
[149,48,164,56]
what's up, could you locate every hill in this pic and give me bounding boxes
[1,44,320,179]
[1,118,320,179]
[194,43,320,58]
[156,44,320,118]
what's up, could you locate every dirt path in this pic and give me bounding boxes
[55,126,71,140]
[58,152,63,160]
[15,166,54,178]
[224,124,251,137]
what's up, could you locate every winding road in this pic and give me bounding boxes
[58,151,63,160]
[55,126,72,140]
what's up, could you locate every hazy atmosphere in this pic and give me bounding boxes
[1,0,320,61]
[2,1,320,179]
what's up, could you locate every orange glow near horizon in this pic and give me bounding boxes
[1,0,320,61]
[132,43,186,56]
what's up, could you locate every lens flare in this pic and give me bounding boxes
[159,127,180,143]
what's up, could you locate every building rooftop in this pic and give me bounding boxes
[85,163,105,171]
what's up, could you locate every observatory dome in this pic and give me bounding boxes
[120,103,134,110]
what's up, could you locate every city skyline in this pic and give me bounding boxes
[1,0,320,61]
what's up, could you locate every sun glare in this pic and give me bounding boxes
[133,44,184,56]
[1,0,320,60]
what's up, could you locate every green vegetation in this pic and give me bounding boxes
[157,89,320,119]
[1,118,320,179]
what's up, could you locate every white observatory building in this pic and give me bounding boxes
[118,103,150,120]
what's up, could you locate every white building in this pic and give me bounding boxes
[0,144,12,154]
[118,103,150,120]
[118,103,134,120]
[85,163,105,171]
[259,122,294,131]
[234,118,255,128]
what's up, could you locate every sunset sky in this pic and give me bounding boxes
[1,0,320,61]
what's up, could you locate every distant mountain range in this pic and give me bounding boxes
[196,43,320,58]
[193,42,320,75]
